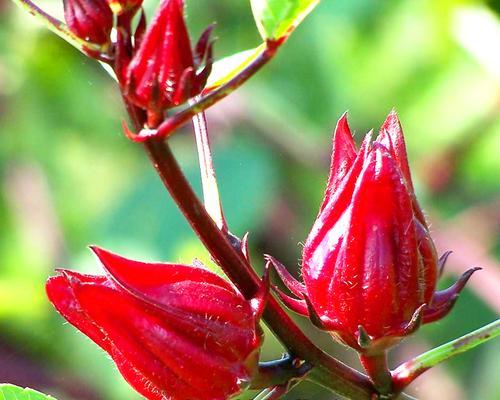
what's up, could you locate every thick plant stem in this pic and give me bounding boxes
[142,138,374,399]
[251,356,312,390]
[359,353,393,395]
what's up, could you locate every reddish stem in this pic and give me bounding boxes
[359,353,393,396]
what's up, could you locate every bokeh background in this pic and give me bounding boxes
[1,0,499,399]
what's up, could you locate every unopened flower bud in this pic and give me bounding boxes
[271,112,479,354]
[47,247,265,400]
[124,0,213,114]
[63,0,113,45]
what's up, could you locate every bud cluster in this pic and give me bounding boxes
[62,0,212,119]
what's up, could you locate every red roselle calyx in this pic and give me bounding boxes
[124,0,213,118]
[46,247,267,400]
[63,0,113,45]
[271,111,479,355]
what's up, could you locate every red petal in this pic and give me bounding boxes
[126,0,195,109]
[303,130,371,264]
[377,111,427,225]
[92,246,233,290]
[46,271,111,352]
[74,282,253,399]
[320,112,357,211]
[91,247,255,335]
[351,145,421,336]
[377,111,413,192]
[302,131,373,325]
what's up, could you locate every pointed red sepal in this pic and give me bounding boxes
[377,110,428,224]
[250,262,271,319]
[46,271,111,352]
[172,66,196,106]
[194,40,214,91]
[190,25,215,95]
[423,267,481,324]
[89,246,262,346]
[133,9,147,50]
[303,294,328,330]
[265,255,305,299]
[377,110,413,191]
[400,304,425,336]
[353,305,425,355]
[438,250,453,278]
[320,112,357,211]
[194,24,216,66]
[272,286,309,316]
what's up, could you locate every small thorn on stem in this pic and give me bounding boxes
[251,262,271,319]
[357,325,372,350]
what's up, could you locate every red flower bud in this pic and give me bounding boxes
[124,0,213,113]
[271,112,479,354]
[63,0,113,45]
[46,247,265,400]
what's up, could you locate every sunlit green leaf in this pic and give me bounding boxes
[0,384,57,400]
[206,45,265,91]
[250,0,319,40]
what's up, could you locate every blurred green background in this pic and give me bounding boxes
[0,0,499,399]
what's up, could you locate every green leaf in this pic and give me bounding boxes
[0,384,57,400]
[250,0,319,40]
[206,45,265,91]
